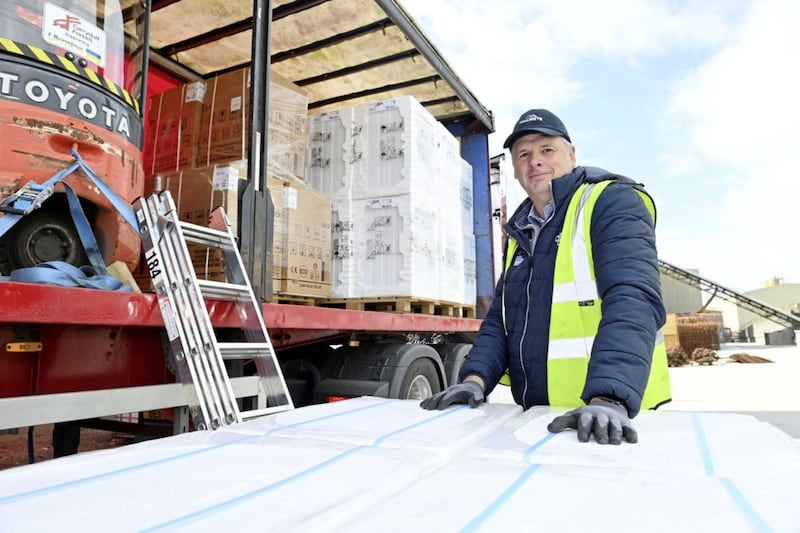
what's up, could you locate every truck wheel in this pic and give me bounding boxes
[2,210,88,272]
[399,358,441,400]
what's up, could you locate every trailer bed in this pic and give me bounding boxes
[0,281,481,429]
[1,397,798,532]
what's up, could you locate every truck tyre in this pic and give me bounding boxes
[398,358,441,400]
[434,343,473,387]
[2,209,88,273]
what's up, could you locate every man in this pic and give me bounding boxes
[421,109,671,445]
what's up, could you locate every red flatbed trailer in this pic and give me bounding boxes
[0,281,481,432]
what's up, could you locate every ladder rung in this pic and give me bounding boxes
[197,279,251,302]
[178,222,232,248]
[219,342,272,360]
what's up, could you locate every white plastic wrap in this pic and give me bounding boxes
[1,398,798,532]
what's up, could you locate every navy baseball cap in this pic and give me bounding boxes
[503,109,571,149]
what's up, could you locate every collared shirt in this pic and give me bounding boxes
[527,200,555,226]
[512,198,555,256]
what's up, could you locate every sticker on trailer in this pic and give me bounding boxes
[157,299,180,341]
[42,2,106,67]
[144,248,163,282]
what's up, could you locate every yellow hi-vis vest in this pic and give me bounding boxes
[500,181,671,411]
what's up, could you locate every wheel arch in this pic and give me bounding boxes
[319,342,447,400]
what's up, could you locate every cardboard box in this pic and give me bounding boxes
[268,70,309,181]
[197,68,308,181]
[162,163,248,282]
[144,81,205,174]
[267,176,332,297]
[197,69,249,167]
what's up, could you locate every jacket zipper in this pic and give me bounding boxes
[519,264,534,409]
[517,224,539,410]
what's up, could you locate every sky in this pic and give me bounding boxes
[398,0,799,293]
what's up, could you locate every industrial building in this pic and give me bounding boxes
[661,269,799,346]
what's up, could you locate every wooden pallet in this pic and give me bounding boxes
[271,293,317,306]
[317,296,476,318]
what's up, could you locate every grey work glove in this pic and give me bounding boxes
[547,399,638,445]
[419,381,484,410]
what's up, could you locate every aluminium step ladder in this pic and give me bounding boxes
[133,190,293,430]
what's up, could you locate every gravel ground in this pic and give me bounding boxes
[0,425,130,471]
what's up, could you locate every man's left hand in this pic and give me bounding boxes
[547,399,638,445]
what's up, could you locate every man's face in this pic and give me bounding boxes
[511,134,576,204]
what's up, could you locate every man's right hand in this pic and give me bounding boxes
[419,381,484,410]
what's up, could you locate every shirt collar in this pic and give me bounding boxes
[527,199,554,225]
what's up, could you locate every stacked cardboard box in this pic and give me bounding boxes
[459,159,475,306]
[196,68,308,182]
[267,176,332,297]
[141,69,312,297]
[306,109,357,297]
[305,110,352,200]
[196,69,248,167]
[144,68,307,182]
[144,81,205,174]
[132,162,247,289]
[305,96,476,305]
[164,163,247,282]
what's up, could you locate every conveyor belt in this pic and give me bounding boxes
[659,259,800,329]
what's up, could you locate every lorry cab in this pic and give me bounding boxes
[0,0,148,274]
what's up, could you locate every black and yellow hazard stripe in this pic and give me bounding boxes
[0,37,140,115]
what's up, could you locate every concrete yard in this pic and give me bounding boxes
[489,342,800,438]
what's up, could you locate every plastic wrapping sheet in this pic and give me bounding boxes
[1,397,798,532]
[347,455,800,533]
[305,97,476,304]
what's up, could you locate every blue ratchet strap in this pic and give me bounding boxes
[69,149,138,232]
[62,182,108,275]
[7,261,131,291]
[0,160,81,239]
[0,150,137,239]
[0,149,138,290]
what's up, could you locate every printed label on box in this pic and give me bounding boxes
[282,187,298,209]
[212,166,239,191]
[365,198,395,209]
[368,99,398,112]
[185,82,206,103]
[231,96,242,112]
[318,110,340,122]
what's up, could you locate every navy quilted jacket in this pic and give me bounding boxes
[459,166,665,417]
